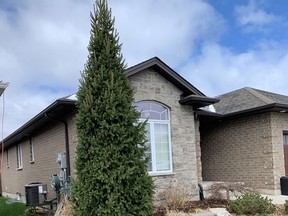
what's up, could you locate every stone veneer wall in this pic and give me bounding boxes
[201,112,285,195]
[129,68,199,201]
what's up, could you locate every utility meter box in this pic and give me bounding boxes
[57,152,67,169]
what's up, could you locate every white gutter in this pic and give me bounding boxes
[0,82,9,97]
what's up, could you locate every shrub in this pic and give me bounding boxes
[230,193,276,215]
[24,208,37,216]
[164,184,190,210]
[72,0,154,215]
[284,200,288,214]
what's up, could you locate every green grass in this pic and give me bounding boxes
[0,196,28,216]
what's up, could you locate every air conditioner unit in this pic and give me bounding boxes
[25,183,47,206]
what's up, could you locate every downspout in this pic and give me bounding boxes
[44,113,71,177]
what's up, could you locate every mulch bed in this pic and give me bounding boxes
[154,199,230,216]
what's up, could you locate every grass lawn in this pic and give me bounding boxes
[0,196,28,216]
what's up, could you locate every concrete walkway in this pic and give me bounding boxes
[262,194,288,204]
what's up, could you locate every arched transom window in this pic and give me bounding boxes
[136,101,172,173]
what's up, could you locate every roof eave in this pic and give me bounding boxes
[0,82,9,97]
[3,99,76,147]
[195,110,222,118]
[179,95,220,109]
[219,103,288,119]
[126,57,205,96]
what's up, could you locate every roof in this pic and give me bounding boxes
[126,57,205,96]
[0,81,9,97]
[214,87,288,117]
[3,57,215,147]
[127,57,218,108]
[3,98,77,147]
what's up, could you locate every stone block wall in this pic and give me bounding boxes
[130,68,200,201]
[201,112,283,195]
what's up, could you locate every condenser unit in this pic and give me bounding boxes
[25,183,47,206]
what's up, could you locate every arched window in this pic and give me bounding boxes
[136,101,172,173]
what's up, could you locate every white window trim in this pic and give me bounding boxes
[30,137,35,163]
[145,119,173,174]
[137,101,173,174]
[17,144,23,170]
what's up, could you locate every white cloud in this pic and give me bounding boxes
[109,0,225,66]
[181,41,288,97]
[235,0,282,32]
[0,0,225,137]
[1,0,288,139]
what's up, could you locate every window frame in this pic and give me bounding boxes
[136,101,173,174]
[29,137,35,163]
[6,149,9,168]
[284,132,288,145]
[16,144,23,170]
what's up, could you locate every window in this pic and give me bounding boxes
[136,101,172,173]
[30,137,35,163]
[284,133,288,145]
[16,144,23,169]
[6,150,9,168]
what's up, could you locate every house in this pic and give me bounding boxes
[200,87,288,195]
[0,57,218,202]
[0,81,8,97]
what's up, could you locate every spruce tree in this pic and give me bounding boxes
[72,0,154,215]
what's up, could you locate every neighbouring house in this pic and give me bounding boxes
[0,81,8,194]
[0,81,8,97]
[200,87,288,195]
[0,57,219,202]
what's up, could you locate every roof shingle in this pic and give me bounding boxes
[214,87,288,115]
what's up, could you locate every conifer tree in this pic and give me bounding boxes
[72,0,154,215]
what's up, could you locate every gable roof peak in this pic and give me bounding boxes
[126,56,206,96]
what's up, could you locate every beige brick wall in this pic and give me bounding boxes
[1,114,75,201]
[201,112,286,195]
[130,68,199,201]
[270,112,287,192]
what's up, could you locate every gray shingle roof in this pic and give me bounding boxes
[214,87,288,115]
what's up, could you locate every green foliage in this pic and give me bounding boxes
[0,196,28,216]
[24,208,37,216]
[230,193,276,215]
[284,200,288,214]
[71,0,154,215]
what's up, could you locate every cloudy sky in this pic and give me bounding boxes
[1,0,288,137]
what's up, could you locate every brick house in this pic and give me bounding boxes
[0,57,218,202]
[200,87,288,195]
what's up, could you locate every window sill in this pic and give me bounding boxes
[30,161,34,164]
[17,168,23,171]
[149,172,175,177]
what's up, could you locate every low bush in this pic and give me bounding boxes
[164,183,190,210]
[284,200,288,214]
[230,192,276,215]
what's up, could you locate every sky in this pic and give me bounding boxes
[0,0,288,138]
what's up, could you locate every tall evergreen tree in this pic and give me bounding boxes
[72,0,154,215]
